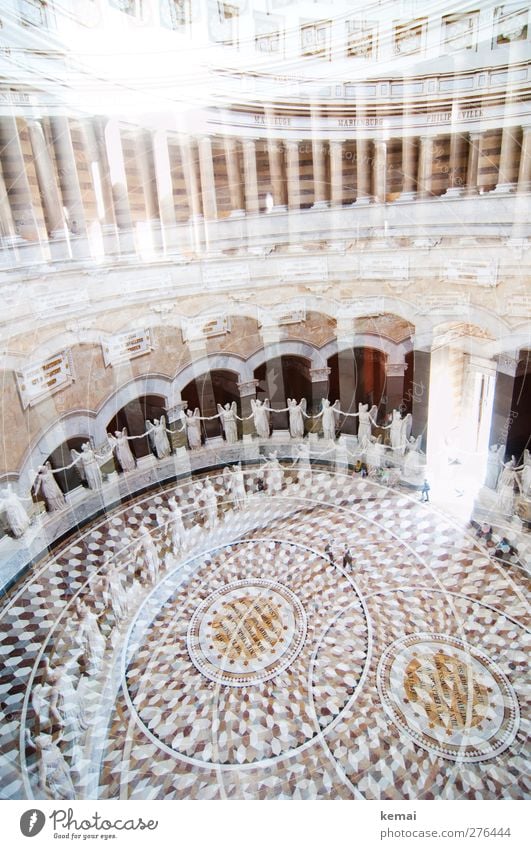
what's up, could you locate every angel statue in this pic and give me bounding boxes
[74,600,105,675]
[287,398,306,439]
[25,729,76,800]
[107,428,136,472]
[0,483,31,537]
[32,463,66,512]
[70,442,108,490]
[485,444,505,490]
[182,408,202,450]
[321,398,340,441]
[520,449,531,496]
[217,401,239,444]
[263,451,283,495]
[388,409,412,454]
[145,416,171,460]
[403,435,424,477]
[357,403,379,450]
[223,464,246,510]
[250,398,270,439]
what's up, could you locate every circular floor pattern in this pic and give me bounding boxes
[377,632,520,762]
[187,578,307,686]
[124,537,370,766]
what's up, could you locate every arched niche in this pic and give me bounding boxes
[253,354,312,429]
[181,369,241,441]
[106,394,167,460]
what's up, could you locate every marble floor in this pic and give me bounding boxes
[0,465,529,800]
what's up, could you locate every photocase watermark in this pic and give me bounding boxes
[20,809,46,837]
[498,409,518,444]
[18,808,159,840]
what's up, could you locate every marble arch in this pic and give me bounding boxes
[93,375,173,446]
[172,354,251,398]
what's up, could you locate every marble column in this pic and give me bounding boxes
[180,139,203,220]
[309,367,331,430]
[417,135,434,199]
[329,140,343,207]
[465,132,481,195]
[337,347,358,435]
[224,137,245,216]
[151,128,178,250]
[517,126,531,193]
[0,164,18,244]
[488,353,519,454]
[400,135,417,200]
[355,137,371,204]
[495,125,520,192]
[50,116,89,241]
[373,140,387,203]
[27,119,65,237]
[83,119,120,256]
[103,118,135,253]
[0,115,44,244]
[166,400,188,450]
[237,379,260,437]
[312,139,328,208]
[411,348,431,452]
[198,135,218,220]
[285,140,300,210]
[444,132,466,197]
[267,138,287,210]
[385,360,408,417]
[242,138,259,214]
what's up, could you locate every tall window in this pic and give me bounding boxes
[160,0,188,31]
[18,0,50,27]
[109,0,143,18]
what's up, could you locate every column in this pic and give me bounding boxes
[103,118,135,253]
[373,140,387,204]
[0,159,20,245]
[400,135,417,200]
[355,137,371,204]
[329,140,343,207]
[237,379,260,437]
[82,119,120,256]
[166,400,188,451]
[180,139,202,219]
[152,128,178,250]
[0,115,46,243]
[285,140,300,210]
[488,353,519,453]
[385,360,408,416]
[26,120,65,238]
[242,138,259,214]
[465,132,481,195]
[312,139,328,208]
[267,138,287,210]
[224,137,245,216]
[495,125,520,192]
[411,347,431,452]
[50,115,89,255]
[444,132,466,197]
[309,367,331,433]
[417,135,434,199]
[197,135,218,220]
[517,127,531,192]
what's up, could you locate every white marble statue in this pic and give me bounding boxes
[287,398,306,439]
[0,484,31,537]
[217,402,239,444]
[167,496,186,552]
[33,463,66,512]
[145,416,171,459]
[44,656,88,739]
[389,410,412,453]
[31,678,57,735]
[321,399,340,441]
[250,398,271,438]
[203,480,218,529]
[263,451,283,495]
[292,442,312,486]
[107,428,136,472]
[357,403,379,450]
[70,443,106,490]
[403,435,424,477]
[74,600,105,674]
[137,525,160,585]
[520,449,531,496]
[366,435,385,471]
[182,408,202,450]
[26,730,76,800]
[223,465,246,510]
[485,444,505,490]
[102,562,128,622]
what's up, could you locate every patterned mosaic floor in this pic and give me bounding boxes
[0,464,529,801]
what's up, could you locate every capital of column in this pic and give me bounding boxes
[310,367,331,383]
[496,352,519,377]
[386,361,408,377]
[167,401,188,423]
[237,379,260,397]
